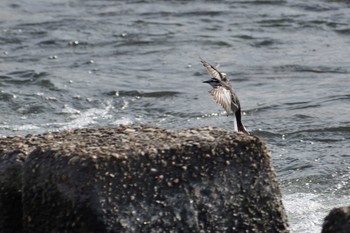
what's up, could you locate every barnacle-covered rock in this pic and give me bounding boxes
[0,125,289,233]
[322,206,350,233]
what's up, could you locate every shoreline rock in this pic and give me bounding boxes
[322,206,350,233]
[1,125,289,232]
[0,149,25,233]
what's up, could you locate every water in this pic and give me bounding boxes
[1,0,350,232]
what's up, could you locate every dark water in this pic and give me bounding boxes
[1,0,350,232]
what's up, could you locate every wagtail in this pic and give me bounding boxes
[201,59,249,134]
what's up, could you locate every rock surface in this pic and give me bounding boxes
[1,125,289,233]
[322,206,350,233]
[0,149,25,233]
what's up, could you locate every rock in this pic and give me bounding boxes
[322,206,350,233]
[0,125,289,232]
[0,149,25,233]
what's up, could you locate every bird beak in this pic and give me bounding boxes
[202,80,211,84]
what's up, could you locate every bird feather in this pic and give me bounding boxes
[209,87,233,114]
[201,59,224,81]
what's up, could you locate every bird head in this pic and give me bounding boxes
[203,78,221,88]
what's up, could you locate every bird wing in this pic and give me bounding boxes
[201,59,224,81]
[209,87,233,114]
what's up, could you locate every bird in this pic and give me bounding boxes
[201,59,249,134]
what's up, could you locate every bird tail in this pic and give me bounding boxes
[235,109,250,135]
[238,122,249,135]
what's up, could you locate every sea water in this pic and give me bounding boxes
[1,1,349,232]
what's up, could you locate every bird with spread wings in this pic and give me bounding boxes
[201,59,249,134]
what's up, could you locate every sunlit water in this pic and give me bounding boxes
[1,1,350,232]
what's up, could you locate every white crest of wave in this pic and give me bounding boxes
[61,103,113,130]
[283,192,349,233]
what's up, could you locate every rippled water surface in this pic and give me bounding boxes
[1,0,350,232]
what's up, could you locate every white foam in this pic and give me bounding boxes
[62,106,113,130]
[112,116,134,126]
[283,192,350,233]
[0,100,138,135]
[0,124,40,132]
[61,104,81,115]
